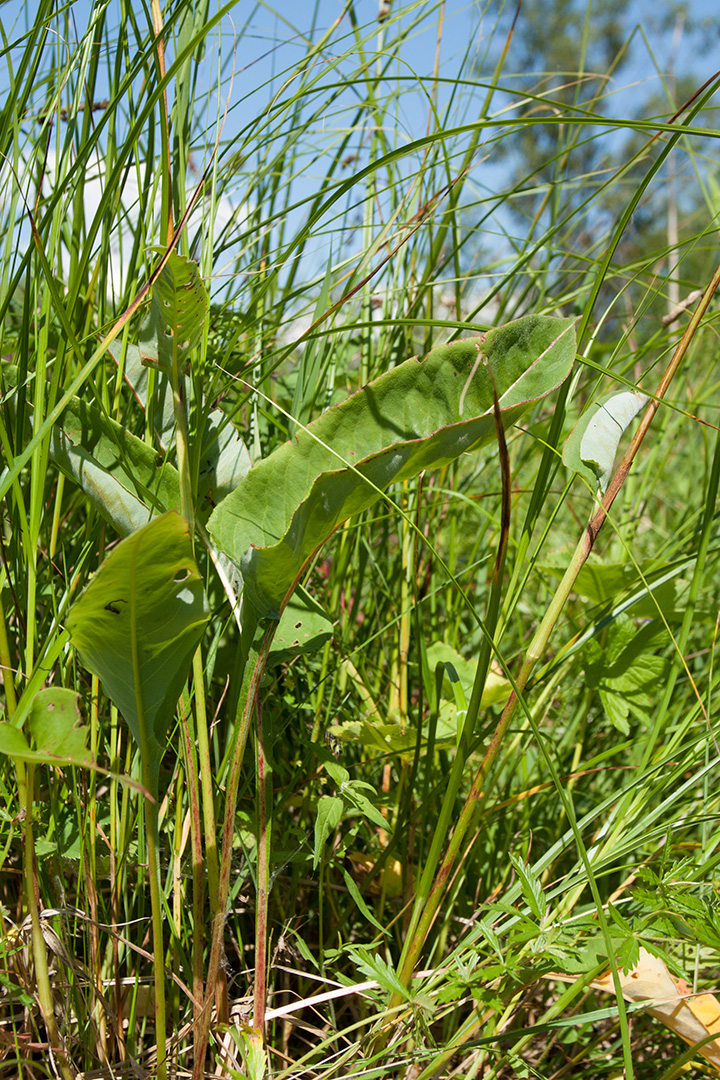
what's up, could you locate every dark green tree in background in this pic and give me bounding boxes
[482,0,720,330]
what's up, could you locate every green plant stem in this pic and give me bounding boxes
[128,544,168,1080]
[393,389,512,986]
[192,647,219,914]
[254,690,271,1031]
[167,270,223,1019]
[184,643,224,1027]
[0,579,17,718]
[388,257,720,1035]
[179,690,205,1021]
[17,761,74,1080]
[171,373,194,533]
[193,603,273,1079]
[143,792,167,1080]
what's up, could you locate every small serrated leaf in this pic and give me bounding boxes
[348,946,411,1001]
[509,853,546,922]
[475,918,503,961]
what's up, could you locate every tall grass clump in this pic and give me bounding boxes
[0,1,719,1078]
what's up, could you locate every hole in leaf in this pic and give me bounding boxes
[104,599,126,614]
[294,621,302,629]
[174,568,191,583]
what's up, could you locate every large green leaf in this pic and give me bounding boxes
[50,395,181,534]
[209,315,577,616]
[0,688,91,768]
[66,512,209,792]
[2,361,181,536]
[583,616,669,735]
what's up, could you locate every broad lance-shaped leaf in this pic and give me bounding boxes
[563,390,647,493]
[143,250,208,375]
[2,361,181,535]
[50,390,315,663]
[209,314,577,617]
[50,394,182,535]
[3,360,250,536]
[66,512,209,793]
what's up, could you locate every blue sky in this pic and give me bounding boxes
[6,0,714,154]
[0,0,717,305]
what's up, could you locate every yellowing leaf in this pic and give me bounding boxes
[592,947,720,1071]
[688,992,720,1035]
[347,851,404,898]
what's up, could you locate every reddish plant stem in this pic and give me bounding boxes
[192,617,274,1078]
[179,694,205,1020]
[393,259,720,1002]
[255,692,270,1031]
